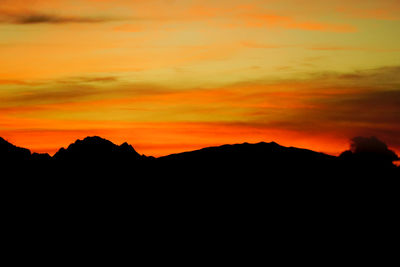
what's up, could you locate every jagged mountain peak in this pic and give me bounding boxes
[0,137,31,161]
[53,136,141,161]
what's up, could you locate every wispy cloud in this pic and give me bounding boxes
[241,41,283,49]
[0,10,117,24]
[1,66,399,156]
[0,75,174,108]
[236,9,357,32]
[337,7,400,20]
[308,45,400,52]
[56,76,120,84]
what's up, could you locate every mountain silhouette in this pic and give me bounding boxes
[159,141,335,163]
[0,137,31,162]
[31,152,52,161]
[157,141,340,177]
[1,135,398,233]
[0,135,398,177]
[53,136,144,162]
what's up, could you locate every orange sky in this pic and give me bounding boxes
[0,0,399,157]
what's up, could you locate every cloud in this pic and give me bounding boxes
[0,10,116,24]
[0,77,120,86]
[313,66,400,87]
[308,46,400,52]
[113,24,145,32]
[16,14,111,24]
[340,136,399,164]
[1,65,399,156]
[309,46,364,51]
[239,12,357,32]
[0,75,175,109]
[241,41,283,49]
[253,66,400,151]
[337,7,400,21]
[0,79,34,85]
[183,3,357,32]
[57,76,120,84]
[350,137,397,155]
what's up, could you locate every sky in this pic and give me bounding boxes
[0,0,399,157]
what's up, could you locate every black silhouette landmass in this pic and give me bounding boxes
[0,137,31,162]
[0,135,398,178]
[2,135,398,240]
[53,136,145,162]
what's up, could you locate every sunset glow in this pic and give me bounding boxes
[1,0,399,156]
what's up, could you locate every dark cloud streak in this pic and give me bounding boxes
[57,76,120,84]
[15,14,111,24]
[0,10,117,24]
[0,75,174,108]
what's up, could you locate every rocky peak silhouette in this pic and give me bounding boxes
[53,136,142,162]
[0,137,31,162]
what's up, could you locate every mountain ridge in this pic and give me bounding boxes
[158,141,336,160]
[0,135,398,177]
[0,136,32,161]
[53,136,144,162]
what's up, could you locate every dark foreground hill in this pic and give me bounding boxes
[0,135,398,178]
[158,142,337,175]
[1,135,398,245]
[0,137,31,162]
